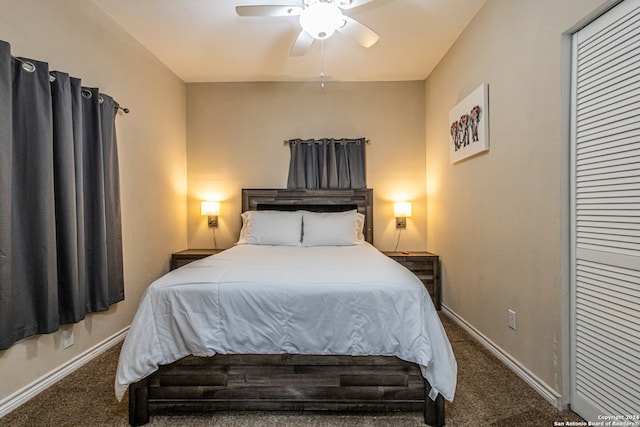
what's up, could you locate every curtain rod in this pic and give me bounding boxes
[11,55,130,114]
[283,138,370,145]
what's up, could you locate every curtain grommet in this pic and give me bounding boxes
[21,61,36,73]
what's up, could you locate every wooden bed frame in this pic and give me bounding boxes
[128,188,445,426]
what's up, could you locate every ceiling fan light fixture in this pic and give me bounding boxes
[299,3,344,40]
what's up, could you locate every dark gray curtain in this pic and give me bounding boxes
[51,71,85,324]
[0,40,124,350]
[286,138,366,189]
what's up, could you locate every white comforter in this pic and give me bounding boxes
[115,243,457,402]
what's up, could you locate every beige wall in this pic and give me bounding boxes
[1,0,618,413]
[0,0,187,402]
[425,0,613,402]
[186,81,427,251]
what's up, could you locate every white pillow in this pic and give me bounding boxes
[236,211,251,245]
[355,212,365,243]
[302,210,360,246]
[239,210,303,246]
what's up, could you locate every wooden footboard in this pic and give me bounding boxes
[128,354,445,426]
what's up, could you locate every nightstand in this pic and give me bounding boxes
[383,251,441,310]
[170,249,225,271]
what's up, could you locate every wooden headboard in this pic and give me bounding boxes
[242,188,373,244]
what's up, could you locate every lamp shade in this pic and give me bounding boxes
[201,201,220,216]
[394,202,412,218]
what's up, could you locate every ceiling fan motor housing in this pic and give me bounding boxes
[303,0,352,7]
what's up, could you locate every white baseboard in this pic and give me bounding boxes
[441,305,564,409]
[0,326,129,418]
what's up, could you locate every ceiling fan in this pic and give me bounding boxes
[236,0,380,57]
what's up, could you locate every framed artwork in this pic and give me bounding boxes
[449,84,489,163]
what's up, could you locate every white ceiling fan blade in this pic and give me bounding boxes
[290,30,315,56]
[338,0,377,10]
[235,5,303,17]
[337,16,380,48]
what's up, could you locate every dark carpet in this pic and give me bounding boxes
[1,314,584,426]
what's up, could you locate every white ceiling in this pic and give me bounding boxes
[91,0,486,83]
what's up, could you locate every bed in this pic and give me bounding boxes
[116,188,456,426]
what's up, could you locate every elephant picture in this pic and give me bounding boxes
[449,84,489,163]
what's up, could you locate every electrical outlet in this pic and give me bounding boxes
[508,309,517,330]
[62,329,74,349]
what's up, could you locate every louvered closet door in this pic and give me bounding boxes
[571,0,640,423]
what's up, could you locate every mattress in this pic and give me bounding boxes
[114,243,457,402]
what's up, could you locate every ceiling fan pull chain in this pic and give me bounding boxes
[320,38,325,89]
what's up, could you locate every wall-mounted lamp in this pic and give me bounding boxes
[394,202,412,228]
[201,201,220,227]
